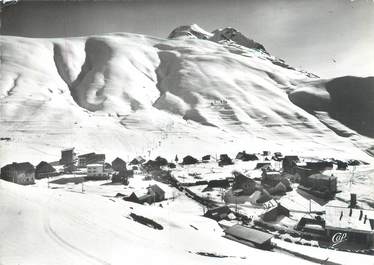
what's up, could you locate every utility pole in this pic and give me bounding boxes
[235,197,238,215]
[309,199,311,213]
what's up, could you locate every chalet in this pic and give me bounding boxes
[142,157,168,171]
[255,162,271,170]
[261,170,282,186]
[142,160,161,172]
[268,181,288,195]
[282,156,299,172]
[232,171,257,196]
[262,203,290,222]
[224,225,274,249]
[256,189,272,204]
[325,206,374,249]
[300,173,337,199]
[204,206,233,221]
[219,154,233,166]
[123,192,141,203]
[155,156,168,167]
[305,161,333,171]
[129,156,146,165]
[204,179,230,190]
[147,184,165,202]
[111,173,127,184]
[336,160,348,170]
[137,194,156,204]
[60,148,77,165]
[125,185,166,205]
[236,151,258,161]
[0,162,35,185]
[111,157,127,172]
[202,155,211,162]
[87,164,105,177]
[182,155,198,165]
[111,169,133,184]
[35,161,56,179]
[78,153,105,167]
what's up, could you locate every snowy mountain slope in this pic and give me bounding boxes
[0,26,373,165]
[0,179,314,265]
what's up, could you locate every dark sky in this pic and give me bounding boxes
[1,0,374,78]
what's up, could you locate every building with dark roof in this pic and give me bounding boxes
[78,152,105,167]
[147,184,165,202]
[60,148,77,165]
[111,157,127,172]
[236,151,258,161]
[203,179,230,191]
[300,173,337,199]
[305,161,333,171]
[224,225,274,249]
[129,156,146,165]
[204,206,233,221]
[35,161,56,179]
[261,170,282,186]
[255,162,271,170]
[182,155,198,165]
[293,166,319,183]
[232,171,258,196]
[282,156,299,172]
[1,162,35,185]
[219,154,233,166]
[262,203,290,222]
[123,192,141,204]
[123,185,166,205]
[268,181,288,195]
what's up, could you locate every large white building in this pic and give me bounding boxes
[87,164,105,177]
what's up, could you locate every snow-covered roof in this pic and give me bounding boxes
[87,164,103,167]
[325,206,374,233]
[224,225,273,245]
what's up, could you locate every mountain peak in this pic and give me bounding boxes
[168,24,267,53]
[210,27,267,52]
[167,24,213,39]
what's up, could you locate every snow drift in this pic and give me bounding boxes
[0,25,373,165]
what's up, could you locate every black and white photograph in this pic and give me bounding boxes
[0,0,374,264]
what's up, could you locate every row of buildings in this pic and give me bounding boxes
[60,148,129,178]
[0,147,130,185]
[0,161,60,185]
